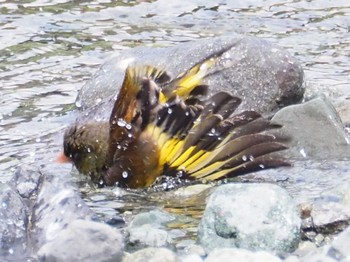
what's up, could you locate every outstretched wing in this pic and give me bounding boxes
[109,65,167,125]
[148,91,289,182]
[160,47,234,104]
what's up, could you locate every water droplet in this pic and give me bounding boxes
[259,164,265,169]
[300,149,307,158]
[125,123,132,130]
[177,170,184,178]
[122,171,128,178]
[249,155,254,161]
[117,119,127,127]
[2,202,7,208]
[185,111,189,116]
[36,137,41,143]
[75,99,82,108]
[167,108,173,114]
[242,155,248,161]
[87,147,91,153]
[127,133,133,138]
[8,248,13,254]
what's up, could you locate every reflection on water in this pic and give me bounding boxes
[0,0,350,242]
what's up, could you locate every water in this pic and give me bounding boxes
[0,0,350,240]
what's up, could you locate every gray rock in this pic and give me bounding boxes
[183,244,206,257]
[126,209,178,249]
[310,183,350,236]
[238,160,350,238]
[204,248,282,262]
[327,225,350,261]
[123,247,179,262]
[271,95,350,160]
[180,253,203,262]
[37,219,123,262]
[10,165,42,199]
[284,255,301,262]
[301,253,337,262]
[197,183,301,256]
[0,186,29,261]
[128,224,171,248]
[334,99,350,125]
[30,166,96,249]
[77,35,304,121]
[129,209,176,227]
[293,241,318,257]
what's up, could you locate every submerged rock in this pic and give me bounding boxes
[77,35,304,121]
[197,183,301,256]
[126,209,177,249]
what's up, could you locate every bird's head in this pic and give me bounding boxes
[57,121,109,183]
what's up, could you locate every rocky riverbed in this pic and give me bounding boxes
[1,34,350,261]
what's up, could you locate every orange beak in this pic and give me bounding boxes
[56,151,72,163]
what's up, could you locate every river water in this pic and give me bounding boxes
[0,0,349,232]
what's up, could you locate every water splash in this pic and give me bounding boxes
[299,149,307,158]
[122,171,128,178]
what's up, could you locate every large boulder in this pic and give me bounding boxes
[76,35,304,121]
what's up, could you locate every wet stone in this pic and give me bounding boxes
[284,255,301,262]
[197,183,301,256]
[309,183,350,237]
[30,166,96,249]
[77,36,304,121]
[10,165,42,199]
[180,253,203,262]
[293,241,318,257]
[0,186,29,261]
[129,209,176,227]
[37,219,124,262]
[327,225,350,261]
[204,248,282,262]
[300,252,337,262]
[126,209,177,249]
[128,224,171,248]
[123,247,179,262]
[271,95,350,160]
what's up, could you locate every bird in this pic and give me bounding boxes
[57,54,289,188]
